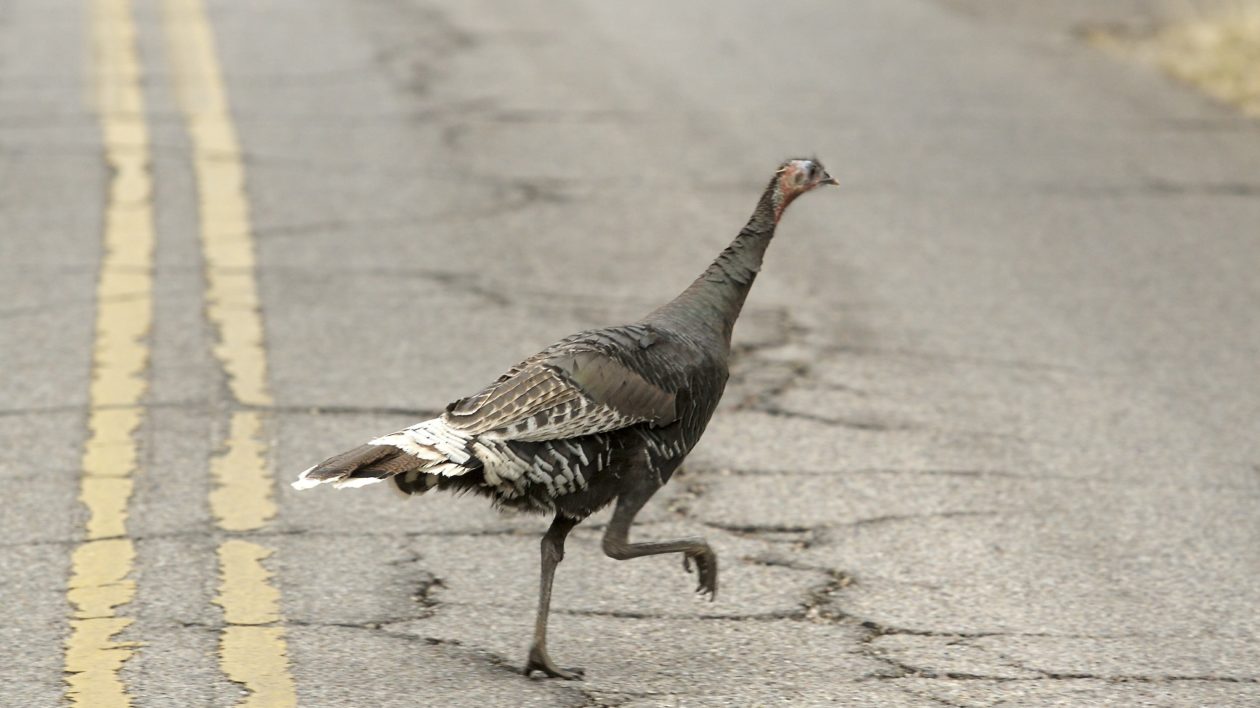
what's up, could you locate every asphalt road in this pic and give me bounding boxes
[4,0,1259,706]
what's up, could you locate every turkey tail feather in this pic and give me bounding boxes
[292,443,425,490]
[293,417,480,492]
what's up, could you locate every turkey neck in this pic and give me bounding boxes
[647,176,782,347]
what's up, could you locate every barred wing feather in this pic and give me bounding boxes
[444,348,676,442]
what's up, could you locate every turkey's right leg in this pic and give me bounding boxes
[524,514,582,679]
[601,477,718,600]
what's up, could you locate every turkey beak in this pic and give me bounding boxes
[821,172,839,186]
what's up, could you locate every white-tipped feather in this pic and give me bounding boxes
[369,432,435,458]
[333,476,385,489]
[427,461,471,477]
[292,465,323,490]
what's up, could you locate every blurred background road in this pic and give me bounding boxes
[3,0,1259,706]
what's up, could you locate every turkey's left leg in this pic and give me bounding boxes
[601,476,718,599]
[524,514,582,679]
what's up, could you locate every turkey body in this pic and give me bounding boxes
[293,157,838,679]
[389,323,724,519]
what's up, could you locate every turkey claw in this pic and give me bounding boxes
[683,547,718,601]
[525,644,584,680]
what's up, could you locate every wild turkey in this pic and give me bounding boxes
[293,157,838,678]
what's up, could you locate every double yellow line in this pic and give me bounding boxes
[67,0,296,705]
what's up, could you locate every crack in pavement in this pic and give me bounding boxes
[702,521,821,549]
[754,404,913,432]
[722,311,940,437]
[989,649,1260,685]
[512,604,796,623]
[0,296,105,319]
[820,344,1112,378]
[730,556,1233,685]
[864,669,1260,684]
[573,687,671,708]
[689,466,1024,479]
[0,526,552,550]
[684,464,1260,494]
[0,400,441,419]
[837,510,1004,530]
[681,487,1007,541]
[772,560,1260,685]
[256,403,445,419]
[704,521,815,534]
[358,0,476,99]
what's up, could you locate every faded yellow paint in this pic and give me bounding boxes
[65,616,138,707]
[68,539,137,619]
[162,0,270,409]
[162,0,278,537]
[79,477,134,543]
[215,540,283,625]
[210,411,278,531]
[1091,6,1260,119]
[66,0,155,704]
[66,540,141,701]
[218,627,296,706]
[162,0,297,704]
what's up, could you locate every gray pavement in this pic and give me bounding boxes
[3,0,1260,706]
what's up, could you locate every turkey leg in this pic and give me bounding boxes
[601,478,718,600]
[524,514,583,679]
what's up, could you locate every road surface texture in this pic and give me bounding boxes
[3,0,1258,706]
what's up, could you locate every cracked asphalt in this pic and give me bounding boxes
[4,0,1260,706]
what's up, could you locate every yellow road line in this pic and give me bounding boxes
[161,0,297,704]
[65,0,154,704]
[210,411,276,531]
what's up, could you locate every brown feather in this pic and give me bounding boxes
[442,347,675,443]
[304,443,426,482]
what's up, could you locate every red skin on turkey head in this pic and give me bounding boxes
[774,160,815,222]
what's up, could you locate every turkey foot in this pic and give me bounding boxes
[525,643,584,680]
[683,546,719,600]
[526,516,581,679]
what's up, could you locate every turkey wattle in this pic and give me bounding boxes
[293,157,839,679]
